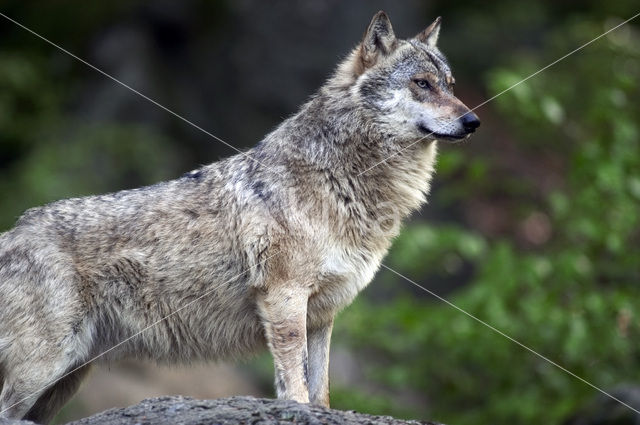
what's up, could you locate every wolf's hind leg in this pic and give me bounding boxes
[0,333,88,422]
[0,360,84,422]
[24,365,91,424]
[0,376,38,420]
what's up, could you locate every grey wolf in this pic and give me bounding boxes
[0,11,479,423]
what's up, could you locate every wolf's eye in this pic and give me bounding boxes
[415,79,431,90]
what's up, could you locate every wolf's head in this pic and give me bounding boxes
[335,11,480,142]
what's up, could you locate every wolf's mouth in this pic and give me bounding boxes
[417,124,466,141]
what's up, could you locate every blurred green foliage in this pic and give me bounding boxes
[0,52,183,230]
[334,18,640,425]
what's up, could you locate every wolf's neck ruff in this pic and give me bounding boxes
[255,91,438,210]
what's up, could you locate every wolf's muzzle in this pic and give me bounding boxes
[461,112,480,134]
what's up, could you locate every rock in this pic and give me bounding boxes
[60,396,444,425]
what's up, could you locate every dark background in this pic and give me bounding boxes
[1,1,639,424]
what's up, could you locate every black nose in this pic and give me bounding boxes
[461,112,481,133]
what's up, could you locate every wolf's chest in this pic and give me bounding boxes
[306,244,382,326]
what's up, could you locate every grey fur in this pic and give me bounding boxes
[0,11,478,423]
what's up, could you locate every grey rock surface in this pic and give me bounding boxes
[60,396,443,425]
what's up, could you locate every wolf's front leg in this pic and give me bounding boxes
[258,284,311,403]
[307,318,333,407]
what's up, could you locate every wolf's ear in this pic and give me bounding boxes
[359,11,397,69]
[415,16,442,48]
